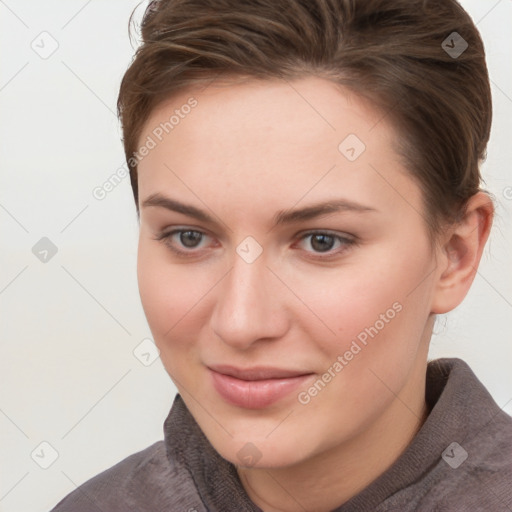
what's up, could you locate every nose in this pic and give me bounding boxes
[210,251,288,350]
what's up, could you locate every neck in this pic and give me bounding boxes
[237,359,429,512]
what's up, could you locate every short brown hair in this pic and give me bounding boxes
[117,0,492,235]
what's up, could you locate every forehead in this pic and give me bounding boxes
[140,76,388,152]
[136,76,421,219]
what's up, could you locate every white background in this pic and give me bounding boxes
[0,1,511,510]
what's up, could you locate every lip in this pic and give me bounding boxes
[208,365,315,409]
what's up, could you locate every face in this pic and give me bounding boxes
[136,76,439,469]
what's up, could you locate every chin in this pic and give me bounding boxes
[211,431,316,470]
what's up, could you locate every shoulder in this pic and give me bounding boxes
[49,441,204,512]
[436,409,512,510]
[417,399,512,511]
[377,359,512,512]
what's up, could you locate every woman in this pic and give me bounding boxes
[51,0,512,510]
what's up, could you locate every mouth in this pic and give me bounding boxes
[208,365,315,409]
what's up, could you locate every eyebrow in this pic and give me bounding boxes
[141,193,377,228]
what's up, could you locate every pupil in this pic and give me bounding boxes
[180,231,202,248]
[311,234,334,252]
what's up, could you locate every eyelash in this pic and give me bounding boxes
[154,228,357,260]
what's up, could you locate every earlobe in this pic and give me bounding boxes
[431,192,494,314]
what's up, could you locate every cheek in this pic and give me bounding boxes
[286,244,434,360]
[137,241,200,345]
[137,250,200,386]
[136,238,225,376]
[289,256,433,431]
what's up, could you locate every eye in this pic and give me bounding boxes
[154,227,356,259]
[296,231,355,258]
[154,228,212,256]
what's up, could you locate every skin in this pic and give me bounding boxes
[135,76,493,512]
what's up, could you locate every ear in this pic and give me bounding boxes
[431,191,494,314]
